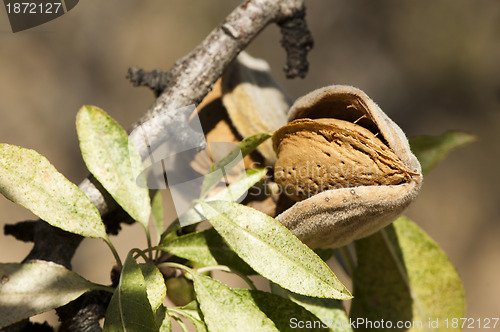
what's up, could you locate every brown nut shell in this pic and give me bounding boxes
[273,118,415,201]
[273,85,422,248]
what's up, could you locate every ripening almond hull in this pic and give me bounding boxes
[273,85,422,248]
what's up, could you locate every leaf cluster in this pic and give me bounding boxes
[0,106,473,331]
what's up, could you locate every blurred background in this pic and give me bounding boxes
[1,0,499,328]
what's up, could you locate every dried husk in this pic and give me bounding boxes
[273,85,422,248]
[222,52,291,165]
[191,78,262,174]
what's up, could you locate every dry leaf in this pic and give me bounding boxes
[222,52,291,165]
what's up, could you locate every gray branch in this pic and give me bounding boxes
[21,0,312,264]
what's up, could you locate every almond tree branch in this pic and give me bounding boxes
[17,0,314,273]
[5,1,313,329]
[126,0,313,94]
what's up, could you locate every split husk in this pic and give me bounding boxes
[273,85,422,248]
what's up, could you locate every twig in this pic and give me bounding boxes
[4,220,37,243]
[125,0,313,97]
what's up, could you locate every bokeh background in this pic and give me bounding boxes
[1,0,499,328]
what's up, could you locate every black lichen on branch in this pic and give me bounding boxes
[278,13,314,78]
[126,67,171,97]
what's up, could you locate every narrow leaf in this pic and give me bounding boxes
[235,289,332,331]
[270,283,352,332]
[0,261,102,328]
[160,228,254,275]
[191,272,278,332]
[152,191,164,241]
[208,168,267,202]
[0,144,106,239]
[155,305,172,332]
[200,133,271,198]
[77,106,151,230]
[179,167,267,227]
[103,252,157,332]
[139,262,166,312]
[410,131,476,175]
[199,200,351,299]
[351,217,465,330]
[179,300,203,320]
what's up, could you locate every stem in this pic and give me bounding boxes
[103,237,122,269]
[90,283,115,294]
[131,248,151,263]
[143,246,164,263]
[159,262,193,274]
[153,240,161,261]
[170,313,189,332]
[145,227,153,260]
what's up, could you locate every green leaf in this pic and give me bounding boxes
[235,289,332,331]
[139,262,166,312]
[191,272,278,332]
[152,191,164,242]
[103,252,158,332]
[179,167,268,227]
[0,144,107,240]
[160,228,254,275]
[410,131,476,175]
[351,217,465,331]
[155,305,172,332]
[77,105,151,230]
[199,200,352,299]
[270,283,352,332]
[208,168,267,202]
[174,301,207,332]
[179,300,203,320]
[158,219,182,247]
[0,261,103,328]
[200,133,271,198]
